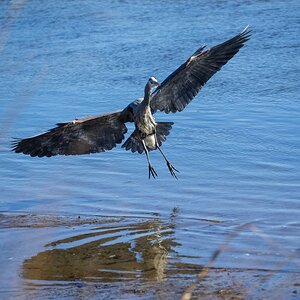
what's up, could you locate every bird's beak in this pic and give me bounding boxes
[156,81,161,87]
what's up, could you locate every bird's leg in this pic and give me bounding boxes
[154,135,179,179]
[142,140,157,179]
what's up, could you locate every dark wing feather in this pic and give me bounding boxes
[150,26,251,114]
[122,130,144,154]
[11,110,130,157]
[155,121,173,147]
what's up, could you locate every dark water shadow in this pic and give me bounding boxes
[22,211,183,283]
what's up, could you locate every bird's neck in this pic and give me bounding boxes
[142,84,151,106]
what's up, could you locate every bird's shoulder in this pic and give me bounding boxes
[126,98,143,114]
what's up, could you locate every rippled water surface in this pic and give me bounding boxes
[0,0,300,299]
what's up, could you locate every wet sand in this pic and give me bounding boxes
[1,213,299,299]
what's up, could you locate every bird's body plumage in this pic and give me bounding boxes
[12,27,251,178]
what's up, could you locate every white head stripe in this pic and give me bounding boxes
[150,76,158,83]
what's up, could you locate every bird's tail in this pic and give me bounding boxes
[122,121,174,154]
[155,122,173,147]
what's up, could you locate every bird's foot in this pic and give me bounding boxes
[166,161,179,179]
[148,164,158,179]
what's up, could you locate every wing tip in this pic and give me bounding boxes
[240,25,252,41]
[242,25,251,32]
[10,137,46,157]
[10,138,22,152]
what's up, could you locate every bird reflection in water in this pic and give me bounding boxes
[22,210,180,283]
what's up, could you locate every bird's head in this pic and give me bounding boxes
[147,76,160,90]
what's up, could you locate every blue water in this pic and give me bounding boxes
[0,0,300,298]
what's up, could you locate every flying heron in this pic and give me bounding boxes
[12,26,251,179]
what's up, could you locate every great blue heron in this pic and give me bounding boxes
[12,26,251,179]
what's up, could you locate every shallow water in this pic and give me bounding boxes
[0,0,300,299]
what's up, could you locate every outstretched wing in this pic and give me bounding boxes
[11,111,130,157]
[150,26,251,114]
